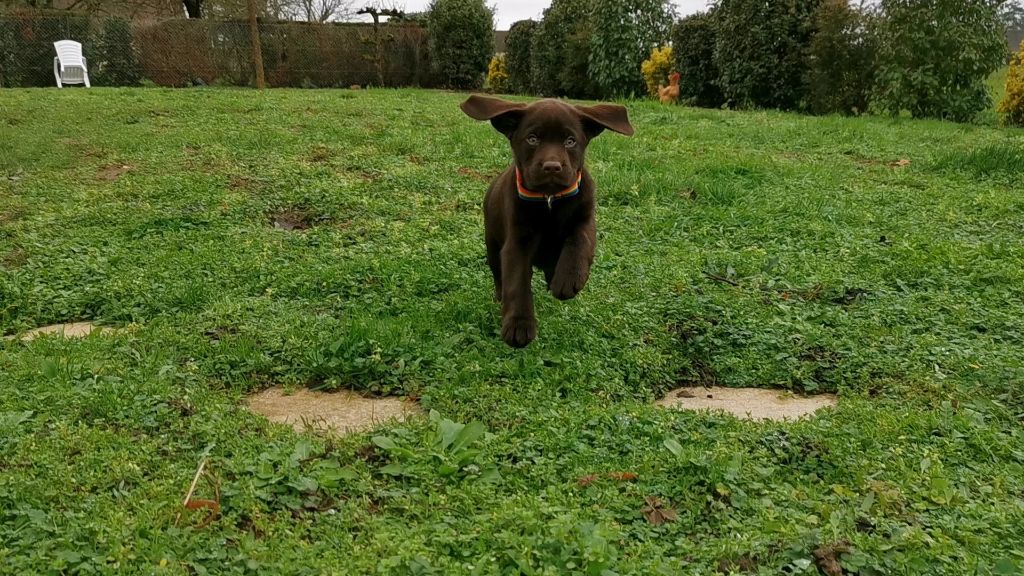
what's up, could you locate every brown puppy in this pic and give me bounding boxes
[460,95,634,348]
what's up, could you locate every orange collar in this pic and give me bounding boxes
[516,169,582,206]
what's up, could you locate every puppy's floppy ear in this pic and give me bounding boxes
[575,103,635,139]
[460,95,528,137]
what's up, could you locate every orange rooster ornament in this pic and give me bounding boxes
[658,72,680,104]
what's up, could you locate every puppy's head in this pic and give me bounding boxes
[461,95,634,194]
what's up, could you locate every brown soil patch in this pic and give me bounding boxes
[228,175,258,192]
[1,248,27,269]
[657,386,836,421]
[269,208,317,231]
[458,167,500,181]
[97,164,133,181]
[717,554,758,574]
[246,387,421,435]
[0,204,26,224]
[307,144,334,164]
[5,322,115,342]
[814,540,851,576]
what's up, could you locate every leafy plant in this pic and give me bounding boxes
[531,0,596,98]
[872,0,1008,121]
[485,53,509,94]
[998,40,1024,126]
[806,0,878,115]
[230,439,359,513]
[371,411,500,482]
[670,11,724,107]
[306,337,425,395]
[504,19,537,93]
[714,0,824,110]
[640,44,673,97]
[427,0,494,89]
[588,0,675,98]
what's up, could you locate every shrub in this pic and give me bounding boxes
[504,19,536,93]
[589,0,675,98]
[427,0,494,90]
[714,0,824,110]
[670,11,723,108]
[531,0,596,99]
[485,53,509,93]
[999,41,1024,126]
[806,0,877,115]
[95,17,141,86]
[640,45,673,97]
[872,0,1008,122]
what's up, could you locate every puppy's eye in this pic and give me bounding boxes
[526,134,540,146]
[564,136,577,148]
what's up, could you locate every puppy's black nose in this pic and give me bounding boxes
[542,161,563,173]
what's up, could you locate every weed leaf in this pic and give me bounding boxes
[379,463,405,476]
[451,421,486,453]
[372,436,398,451]
[438,418,464,451]
[289,439,312,464]
[663,437,683,457]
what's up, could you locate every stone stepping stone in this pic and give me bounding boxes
[657,386,836,421]
[246,386,421,435]
[4,322,115,342]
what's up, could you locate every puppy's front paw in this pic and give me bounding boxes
[501,316,537,348]
[550,270,586,301]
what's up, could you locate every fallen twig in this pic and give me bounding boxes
[182,458,207,507]
[178,457,221,528]
[702,271,740,287]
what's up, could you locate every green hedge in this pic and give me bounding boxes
[872,0,1007,121]
[427,0,493,90]
[531,0,595,99]
[806,0,877,115]
[713,0,824,110]
[588,0,673,98]
[671,11,724,108]
[504,19,536,94]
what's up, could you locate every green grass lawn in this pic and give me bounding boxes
[2,87,1024,575]
[980,66,1010,126]
[989,66,1009,104]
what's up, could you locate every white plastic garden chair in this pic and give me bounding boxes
[53,40,91,88]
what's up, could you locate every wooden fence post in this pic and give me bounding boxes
[248,0,266,89]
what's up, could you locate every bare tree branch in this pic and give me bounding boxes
[277,0,355,22]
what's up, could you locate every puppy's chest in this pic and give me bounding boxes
[520,204,577,238]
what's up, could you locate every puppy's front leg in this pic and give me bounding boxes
[500,237,539,347]
[550,218,596,301]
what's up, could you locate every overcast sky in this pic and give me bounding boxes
[383,1,713,29]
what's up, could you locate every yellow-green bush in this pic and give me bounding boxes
[998,42,1024,127]
[485,53,510,94]
[640,45,673,97]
